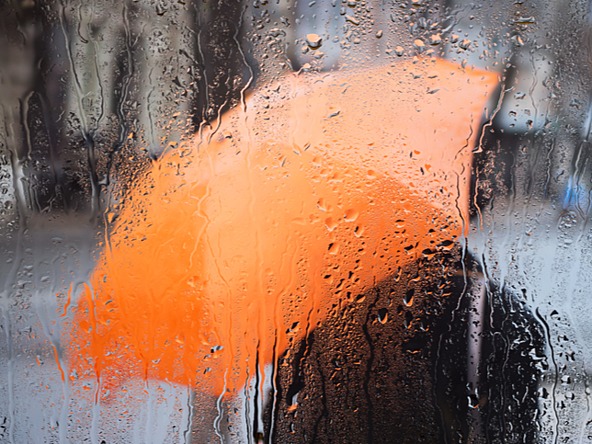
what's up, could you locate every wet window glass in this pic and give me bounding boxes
[0,0,591,442]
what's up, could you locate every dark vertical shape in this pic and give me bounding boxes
[104,2,132,183]
[361,287,382,444]
[198,0,248,124]
[478,287,545,444]
[29,2,68,210]
[270,248,545,443]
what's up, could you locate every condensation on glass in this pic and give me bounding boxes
[0,0,591,443]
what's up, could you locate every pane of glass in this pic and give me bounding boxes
[1,0,591,442]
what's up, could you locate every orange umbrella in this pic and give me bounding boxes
[65,57,497,397]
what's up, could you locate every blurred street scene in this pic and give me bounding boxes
[2,0,592,442]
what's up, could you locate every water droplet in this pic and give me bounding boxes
[375,30,383,38]
[468,393,481,408]
[514,16,536,25]
[287,322,300,334]
[511,34,524,46]
[404,311,413,329]
[395,46,405,56]
[325,217,338,231]
[422,248,435,259]
[437,239,454,251]
[561,375,572,385]
[155,1,168,15]
[404,289,414,307]
[414,39,426,50]
[459,39,471,50]
[429,34,441,45]
[306,33,323,49]
[345,15,360,25]
[317,198,330,212]
[287,393,299,412]
[377,308,388,324]
[343,208,359,222]
[328,242,340,255]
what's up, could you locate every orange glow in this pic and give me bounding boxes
[66,58,498,397]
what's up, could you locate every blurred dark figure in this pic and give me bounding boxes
[266,246,545,444]
[0,0,251,215]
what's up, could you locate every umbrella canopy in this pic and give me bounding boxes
[66,57,498,397]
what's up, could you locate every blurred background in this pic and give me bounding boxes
[1,0,592,442]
